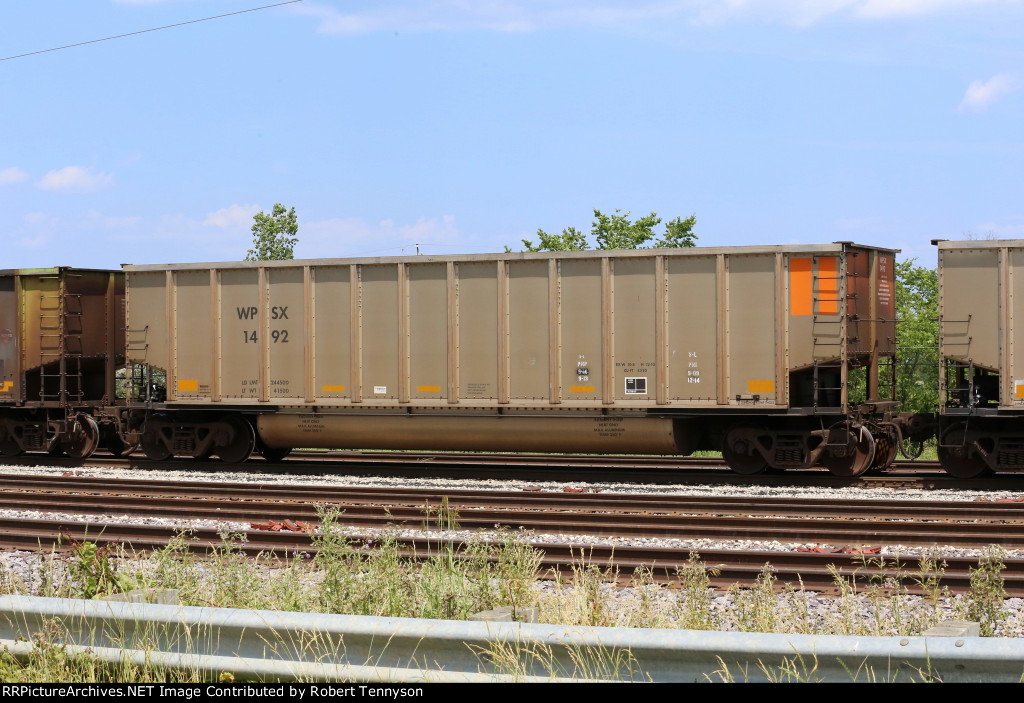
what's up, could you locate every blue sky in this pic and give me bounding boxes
[1,0,1022,269]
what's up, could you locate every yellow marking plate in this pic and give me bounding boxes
[747,380,775,394]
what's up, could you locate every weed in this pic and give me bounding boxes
[672,551,717,630]
[64,540,137,600]
[955,545,1008,636]
[732,564,779,633]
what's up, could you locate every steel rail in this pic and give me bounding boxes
[3,516,1022,595]
[2,472,1022,519]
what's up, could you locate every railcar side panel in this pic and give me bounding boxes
[506,260,550,401]
[408,262,449,402]
[457,261,499,402]
[220,268,261,400]
[266,266,304,400]
[666,255,717,403]
[360,264,400,402]
[311,265,352,401]
[559,258,603,403]
[726,254,780,405]
[173,270,213,400]
[939,247,1001,374]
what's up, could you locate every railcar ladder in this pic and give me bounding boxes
[125,324,151,402]
[37,285,84,405]
[810,265,848,411]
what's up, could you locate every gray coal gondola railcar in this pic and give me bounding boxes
[123,243,909,475]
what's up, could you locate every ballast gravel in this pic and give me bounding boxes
[1,460,1023,637]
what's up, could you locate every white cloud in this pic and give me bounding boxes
[36,166,113,192]
[292,0,1014,33]
[203,204,261,228]
[855,0,1004,19]
[958,73,1018,112]
[0,167,29,186]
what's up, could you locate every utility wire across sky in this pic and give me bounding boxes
[0,0,303,62]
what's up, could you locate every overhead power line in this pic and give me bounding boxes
[0,1,304,62]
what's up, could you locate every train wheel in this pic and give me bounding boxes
[821,424,875,477]
[141,427,172,461]
[0,442,24,457]
[721,425,769,475]
[0,432,23,457]
[215,415,255,464]
[0,423,24,456]
[868,429,898,474]
[60,415,100,460]
[937,423,992,478]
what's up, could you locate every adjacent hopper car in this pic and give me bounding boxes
[3,239,1014,478]
[936,239,1024,477]
[0,268,127,458]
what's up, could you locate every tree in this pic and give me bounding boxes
[516,209,697,252]
[894,259,939,414]
[245,203,298,261]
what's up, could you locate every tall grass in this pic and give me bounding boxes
[0,507,1016,682]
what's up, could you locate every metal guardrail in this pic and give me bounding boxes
[1,595,1023,682]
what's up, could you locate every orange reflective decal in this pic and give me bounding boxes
[177,379,199,392]
[416,385,441,392]
[570,385,595,393]
[789,257,813,316]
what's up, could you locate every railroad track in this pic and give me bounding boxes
[0,450,1013,490]
[4,515,1018,597]
[1,473,1023,548]
[1,472,1023,595]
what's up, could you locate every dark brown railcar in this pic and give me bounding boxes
[0,267,127,458]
